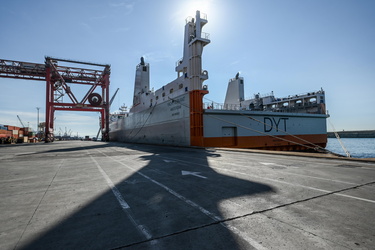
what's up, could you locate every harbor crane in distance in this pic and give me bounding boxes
[17,115,26,128]
[0,57,111,142]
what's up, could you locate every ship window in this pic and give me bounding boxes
[179,84,183,89]
[156,96,159,100]
[162,92,165,97]
[185,87,188,92]
[170,88,174,93]
[143,66,147,72]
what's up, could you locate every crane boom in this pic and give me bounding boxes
[109,88,120,105]
[17,115,26,128]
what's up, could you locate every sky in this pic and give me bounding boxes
[1,0,374,137]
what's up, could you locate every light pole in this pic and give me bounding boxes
[36,107,40,138]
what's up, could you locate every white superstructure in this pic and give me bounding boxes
[109,11,329,151]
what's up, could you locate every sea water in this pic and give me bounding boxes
[326,138,375,158]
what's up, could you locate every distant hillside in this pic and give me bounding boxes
[327,130,375,138]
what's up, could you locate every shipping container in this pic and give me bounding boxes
[0,129,8,134]
[0,130,12,137]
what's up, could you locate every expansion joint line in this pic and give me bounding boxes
[14,159,65,250]
[100,146,374,248]
[113,180,375,249]
[82,146,157,247]
[261,215,352,250]
[95,148,268,250]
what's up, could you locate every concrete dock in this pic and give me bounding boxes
[1,141,374,249]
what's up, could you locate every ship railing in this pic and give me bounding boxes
[204,102,242,110]
[272,89,325,102]
[246,92,274,100]
[185,16,194,24]
[201,32,210,40]
[185,13,207,24]
[200,12,208,20]
[176,58,183,67]
[204,101,323,114]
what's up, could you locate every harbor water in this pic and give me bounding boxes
[326,138,375,158]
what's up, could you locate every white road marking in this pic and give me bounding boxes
[14,152,36,155]
[334,193,375,204]
[88,154,157,245]
[260,162,358,185]
[181,170,207,179]
[259,162,282,166]
[160,156,375,204]
[163,159,176,163]
[99,150,268,250]
[89,155,130,209]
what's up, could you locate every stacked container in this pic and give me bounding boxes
[0,124,12,142]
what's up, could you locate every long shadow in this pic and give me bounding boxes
[19,142,274,249]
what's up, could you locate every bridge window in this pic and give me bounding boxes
[309,98,317,103]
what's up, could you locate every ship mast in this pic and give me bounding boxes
[175,10,210,90]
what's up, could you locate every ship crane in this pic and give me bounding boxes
[95,88,120,140]
[17,115,26,128]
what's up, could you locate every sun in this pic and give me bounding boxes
[170,0,223,32]
[183,0,213,16]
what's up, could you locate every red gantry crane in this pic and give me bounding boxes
[0,57,111,142]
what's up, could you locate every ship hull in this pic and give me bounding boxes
[109,93,191,146]
[109,92,327,151]
[202,109,327,150]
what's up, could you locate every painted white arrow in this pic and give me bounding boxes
[181,170,207,179]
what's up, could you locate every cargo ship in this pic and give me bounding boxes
[109,11,328,151]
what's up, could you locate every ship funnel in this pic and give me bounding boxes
[133,58,150,106]
[224,75,245,108]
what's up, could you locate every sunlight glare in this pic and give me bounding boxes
[170,0,224,35]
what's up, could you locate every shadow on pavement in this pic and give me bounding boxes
[20,142,274,249]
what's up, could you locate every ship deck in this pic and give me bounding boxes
[1,141,375,249]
